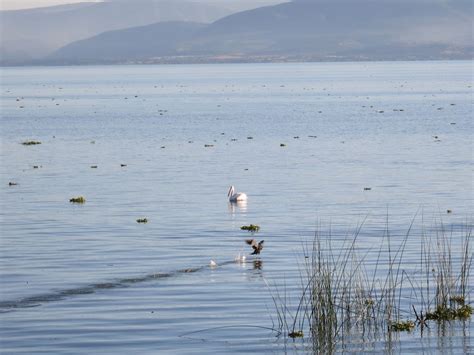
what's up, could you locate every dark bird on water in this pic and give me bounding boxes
[246,239,264,255]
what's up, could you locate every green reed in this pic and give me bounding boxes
[268,217,472,352]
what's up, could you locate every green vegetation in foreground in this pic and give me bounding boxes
[69,196,86,203]
[426,304,473,321]
[269,219,472,350]
[241,224,260,232]
[21,140,41,145]
[390,321,415,332]
[136,218,148,224]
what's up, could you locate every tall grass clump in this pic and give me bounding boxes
[419,223,473,321]
[269,217,472,352]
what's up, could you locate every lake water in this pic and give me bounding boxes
[0,61,472,353]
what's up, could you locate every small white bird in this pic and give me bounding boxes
[234,252,246,263]
[210,260,217,267]
[228,185,247,202]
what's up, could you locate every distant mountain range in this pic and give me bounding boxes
[2,0,473,65]
[0,0,283,65]
[49,21,207,63]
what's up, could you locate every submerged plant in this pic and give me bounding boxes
[288,330,304,338]
[69,196,86,203]
[241,224,260,232]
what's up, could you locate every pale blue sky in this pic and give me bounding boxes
[0,0,284,11]
[0,0,102,10]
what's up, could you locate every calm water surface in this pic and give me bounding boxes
[0,61,472,353]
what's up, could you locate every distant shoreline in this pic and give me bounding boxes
[2,55,473,68]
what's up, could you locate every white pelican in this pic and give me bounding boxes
[228,185,247,202]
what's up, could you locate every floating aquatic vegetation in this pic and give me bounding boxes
[241,224,260,232]
[69,196,86,203]
[22,141,41,145]
[136,218,148,223]
[456,305,473,319]
[426,305,473,321]
[390,321,415,332]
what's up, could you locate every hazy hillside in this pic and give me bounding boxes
[8,0,474,65]
[0,0,281,65]
[185,0,473,59]
[51,22,206,63]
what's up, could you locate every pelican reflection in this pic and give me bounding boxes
[228,200,248,214]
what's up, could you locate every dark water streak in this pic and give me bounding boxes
[0,263,234,313]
